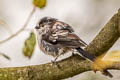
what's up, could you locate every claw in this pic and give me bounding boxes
[51,60,61,69]
[93,70,97,73]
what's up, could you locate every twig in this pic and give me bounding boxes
[0,6,36,44]
[23,28,35,32]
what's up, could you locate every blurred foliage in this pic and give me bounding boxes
[104,50,120,61]
[92,50,120,72]
[92,54,113,72]
[33,0,46,8]
[0,53,10,60]
[23,32,36,59]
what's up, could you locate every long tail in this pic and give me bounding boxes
[76,47,95,62]
[76,47,113,78]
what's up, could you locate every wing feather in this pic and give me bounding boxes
[43,21,87,48]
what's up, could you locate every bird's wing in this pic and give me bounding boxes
[44,21,87,48]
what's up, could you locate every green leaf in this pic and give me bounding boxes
[0,53,11,60]
[23,32,36,59]
[33,0,46,8]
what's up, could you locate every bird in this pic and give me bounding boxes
[35,17,113,77]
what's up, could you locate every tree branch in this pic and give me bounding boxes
[0,9,120,80]
[85,9,120,56]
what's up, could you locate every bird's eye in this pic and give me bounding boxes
[35,26,40,29]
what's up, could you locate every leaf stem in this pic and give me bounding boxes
[0,6,36,44]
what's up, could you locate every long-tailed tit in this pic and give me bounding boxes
[35,17,112,77]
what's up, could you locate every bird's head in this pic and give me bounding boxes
[35,17,57,29]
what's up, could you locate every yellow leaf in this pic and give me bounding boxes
[33,0,46,8]
[92,53,114,72]
[103,50,120,61]
[92,50,120,72]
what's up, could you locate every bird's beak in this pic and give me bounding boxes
[35,26,39,29]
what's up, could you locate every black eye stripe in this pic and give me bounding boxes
[39,22,42,26]
[38,17,57,29]
[35,26,40,29]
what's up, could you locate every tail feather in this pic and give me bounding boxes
[76,47,113,78]
[76,47,95,62]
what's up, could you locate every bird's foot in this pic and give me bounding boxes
[51,60,61,69]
